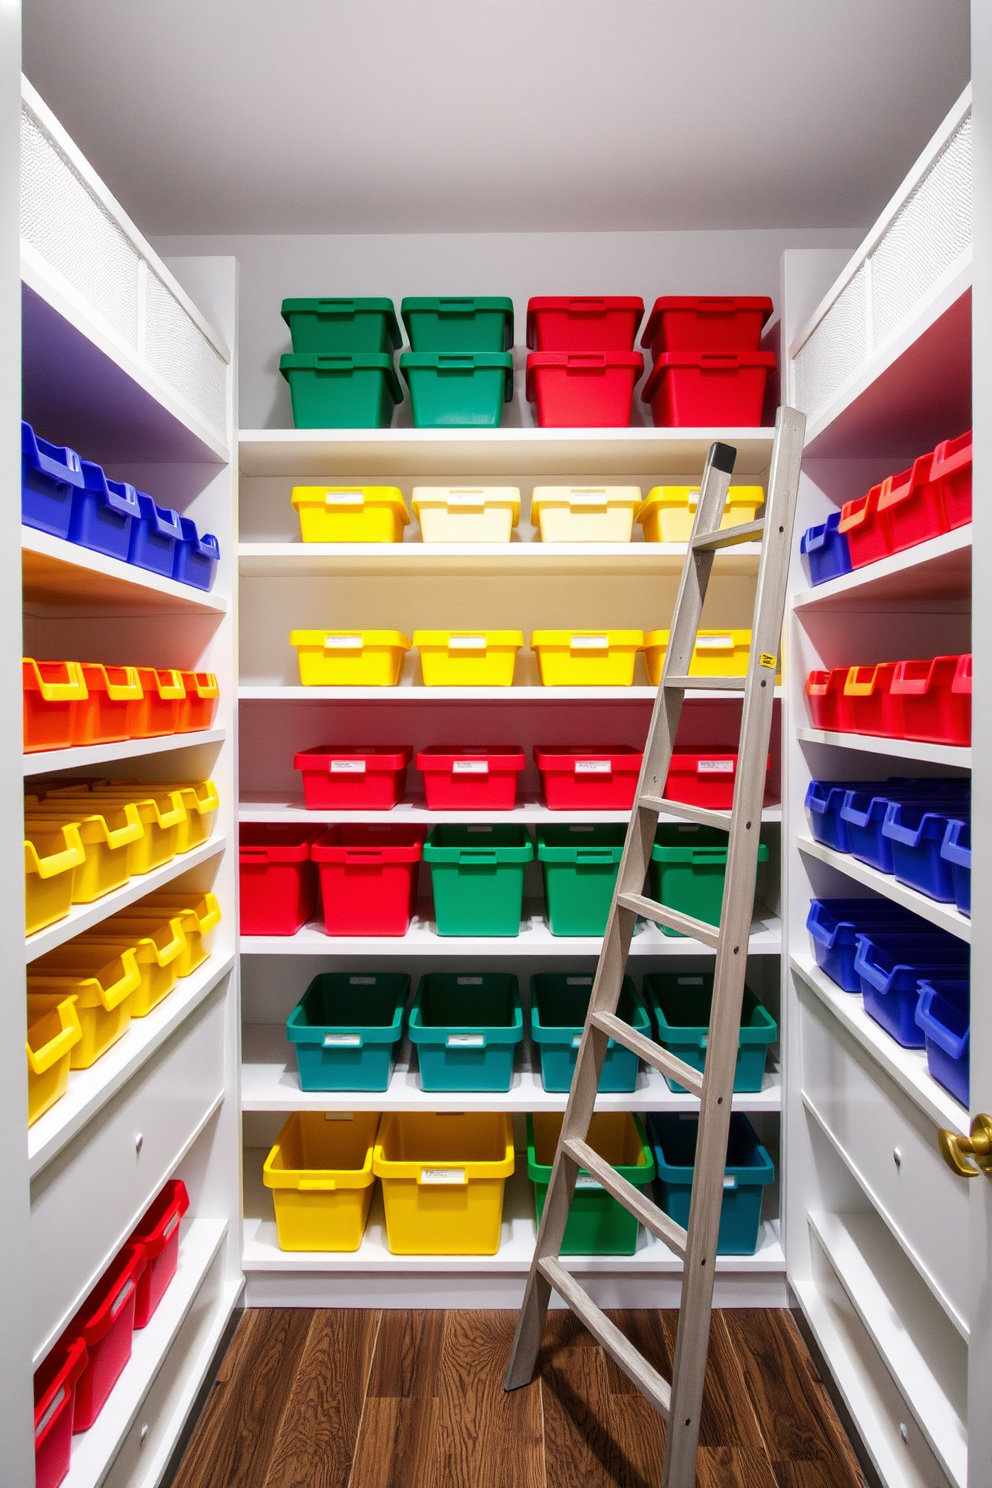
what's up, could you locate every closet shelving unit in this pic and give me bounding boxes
[783,88,974,1488]
[15,82,242,1488]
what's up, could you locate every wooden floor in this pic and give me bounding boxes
[171,1308,867,1488]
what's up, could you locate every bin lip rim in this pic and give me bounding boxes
[262,1137,378,1189]
[530,487,642,512]
[534,744,643,765]
[287,992,407,1041]
[641,295,773,346]
[641,348,776,401]
[290,484,408,507]
[530,629,644,648]
[128,1179,189,1256]
[371,1110,515,1178]
[311,823,425,859]
[398,352,515,402]
[279,352,403,402]
[525,349,645,369]
[400,296,515,350]
[281,297,401,347]
[416,745,526,768]
[526,1111,656,1181]
[526,296,645,349]
[530,993,649,1039]
[295,744,413,766]
[290,629,412,649]
[412,630,524,648]
[34,1334,88,1420]
[69,1244,147,1345]
[645,1111,775,1181]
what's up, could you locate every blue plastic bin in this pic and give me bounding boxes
[647,1113,774,1256]
[21,421,84,538]
[800,510,851,587]
[173,517,220,591]
[68,461,141,561]
[806,897,921,992]
[286,972,409,1092]
[940,819,971,917]
[853,930,970,1047]
[644,971,776,1093]
[805,780,879,853]
[127,493,184,577]
[837,779,969,872]
[916,978,970,1106]
[529,973,648,1093]
[881,802,971,903]
[409,972,523,1092]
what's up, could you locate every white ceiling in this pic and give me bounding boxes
[23,0,970,237]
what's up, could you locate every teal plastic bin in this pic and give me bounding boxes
[424,825,533,937]
[400,297,514,352]
[280,353,403,428]
[537,824,625,936]
[530,973,649,1092]
[281,298,401,354]
[650,824,769,936]
[286,972,409,1092]
[409,972,523,1092]
[643,971,776,1093]
[647,1113,774,1255]
[399,353,513,427]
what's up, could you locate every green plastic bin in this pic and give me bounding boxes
[528,1112,655,1255]
[424,824,533,937]
[281,298,401,354]
[280,353,403,429]
[400,297,514,352]
[399,353,513,428]
[409,972,523,1092]
[650,824,769,936]
[286,972,409,1093]
[530,973,649,1092]
[643,971,777,1093]
[537,824,625,936]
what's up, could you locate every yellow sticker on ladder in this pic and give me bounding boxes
[759,652,777,670]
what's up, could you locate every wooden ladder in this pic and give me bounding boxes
[504,405,805,1487]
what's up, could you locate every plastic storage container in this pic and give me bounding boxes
[840,662,899,737]
[805,779,873,854]
[890,653,971,745]
[416,745,526,810]
[804,668,849,732]
[23,658,88,752]
[78,920,184,1018]
[67,1244,147,1430]
[27,945,140,1066]
[838,483,887,568]
[531,630,643,686]
[534,744,642,810]
[413,630,522,687]
[286,972,409,1092]
[409,972,523,1093]
[34,1337,88,1488]
[372,1111,514,1255]
[290,629,411,686]
[21,421,84,538]
[805,897,922,992]
[650,824,768,936]
[641,351,775,427]
[400,353,513,427]
[529,1112,655,1255]
[664,747,769,811]
[126,494,183,578]
[837,781,969,872]
[643,629,751,685]
[294,744,412,810]
[636,485,764,545]
[881,802,970,902]
[281,297,401,354]
[280,353,402,429]
[853,930,970,1046]
[129,1179,190,1328]
[25,802,142,903]
[75,663,143,745]
[800,510,852,587]
[640,296,773,359]
[530,486,641,543]
[177,671,220,733]
[312,824,425,936]
[648,1112,773,1255]
[128,667,185,737]
[26,993,82,1125]
[24,821,86,935]
[172,518,220,591]
[526,351,644,428]
[526,297,644,353]
[916,978,970,1106]
[537,823,626,936]
[941,817,971,916]
[69,463,141,561]
[931,430,972,529]
[291,485,409,544]
[111,890,221,975]
[263,1111,380,1252]
[400,297,514,353]
[876,454,945,555]
[424,824,532,937]
[239,824,323,935]
[530,974,648,1093]
[411,486,520,543]
[644,971,776,1093]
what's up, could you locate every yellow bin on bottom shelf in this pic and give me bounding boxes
[26,993,82,1125]
[636,485,764,544]
[27,945,140,1067]
[290,630,411,686]
[413,630,523,686]
[531,630,643,687]
[643,629,753,685]
[291,486,409,544]
[24,822,86,935]
[373,1111,514,1256]
[263,1111,380,1251]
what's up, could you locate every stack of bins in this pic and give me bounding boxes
[525,296,644,428]
[639,296,776,427]
[279,298,403,429]
[399,298,514,428]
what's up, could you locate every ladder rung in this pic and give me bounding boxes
[563,1137,688,1257]
[537,1256,672,1418]
[638,795,732,831]
[664,674,747,691]
[692,518,765,550]
[616,892,721,948]
[590,1010,705,1097]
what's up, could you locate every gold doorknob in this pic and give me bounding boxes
[938,1114,992,1177]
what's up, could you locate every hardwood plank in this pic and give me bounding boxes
[436,1310,544,1488]
[542,1331,628,1488]
[365,1309,444,1399]
[348,1397,441,1488]
[695,1446,789,1488]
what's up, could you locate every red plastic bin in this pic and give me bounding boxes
[68,1244,147,1431]
[128,667,185,737]
[312,824,425,936]
[34,1337,87,1488]
[805,668,851,732]
[23,659,88,753]
[931,430,972,529]
[641,351,775,427]
[239,824,324,935]
[890,654,971,746]
[416,745,526,810]
[876,455,945,556]
[293,745,412,810]
[129,1180,190,1328]
[841,662,899,736]
[526,297,644,352]
[838,483,887,568]
[178,672,220,733]
[664,748,771,810]
[640,296,773,359]
[534,745,643,810]
[526,351,644,428]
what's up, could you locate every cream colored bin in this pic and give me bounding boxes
[530,487,641,543]
[412,487,520,543]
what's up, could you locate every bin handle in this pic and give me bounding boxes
[298,1176,338,1190]
[435,355,476,369]
[567,297,607,311]
[97,952,142,1011]
[26,1000,82,1074]
[314,355,355,369]
[565,354,607,369]
[575,850,616,864]
[25,827,86,879]
[456,850,499,865]
[316,299,354,312]
[343,849,386,863]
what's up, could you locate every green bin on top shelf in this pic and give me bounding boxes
[528,1112,655,1255]
[281,298,402,354]
[642,971,776,1093]
[409,972,523,1092]
[424,824,533,937]
[650,824,768,936]
[400,297,514,352]
[280,353,403,428]
[537,823,626,936]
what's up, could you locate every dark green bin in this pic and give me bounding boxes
[528,1112,655,1255]
[281,298,401,353]
[280,353,403,429]
[400,297,514,352]
[650,824,769,936]
[643,971,777,1093]
[399,353,513,428]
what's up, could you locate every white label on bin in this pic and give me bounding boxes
[723,1175,737,1190]
[448,1033,484,1047]
[457,977,483,985]
[162,1212,181,1241]
[698,759,734,774]
[324,1111,354,1120]
[110,1278,135,1319]
[36,1388,65,1437]
[447,492,485,506]
[324,1033,361,1047]
[329,492,363,505]
[574,1175,602,1189]
[570,491,607,505]
[571,1033,584,1047]
[325,635,361,648]
[567,977,592,986]
[449,636,486,649]
[686,490,700,508]
[350,976,376,985]
[677,977,704,985]
[571,635,607,649]
[569,825,594,833]
[696,636,732,649]
[575,759,611,774]
[421,1167,465,1184]
[331,759,366,774]
[453,760,488,774]
[467,825,492,833]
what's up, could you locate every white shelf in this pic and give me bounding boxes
[792,526,972,611]
[796,833,970,941]
[26,835,227,960]
[238,540,762,578]
[241,685,781,703]
[25,729,225,778]
[22,529,228,616]
[796,727,971,770]
[238,793,783,826]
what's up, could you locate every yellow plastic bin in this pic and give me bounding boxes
[532,630,643,686]
[46,790,183,874]
[411,487,520,543]
[25,804,142,903]
[78,918,186,1015]
[103,780,218,852]
[636,485,765,544]
[26,993,82,1125]
[24,822,86,935]
[111,891,221,974]
[263,1111,380,1252]
[413,630,523,686]
[530,487,641,543]
[373,1111,514,1255]
[27,946,140,1067]
[291,486,409,544]
[644,629,752,685]
[290,630,411,686]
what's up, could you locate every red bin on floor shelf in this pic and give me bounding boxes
[805,668,851,732]
[533,746,643,810]
[68,1244,147,1431]
[293,745,412,810]
[641,351,775,427]
[664,748,771,810]
[931,430,972,530]
[416,745,526,810]
[526,351,644,428]
[129,1179,190,1328]
[240,824,324,935]
[640,296,773,360]
[838,483,887,569]
[312,824,425,936]
[842,662,900,737]
[890,654,971,746]
[876,454,946,556]
[34,1336,87,1488]
[526,297,644,352]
